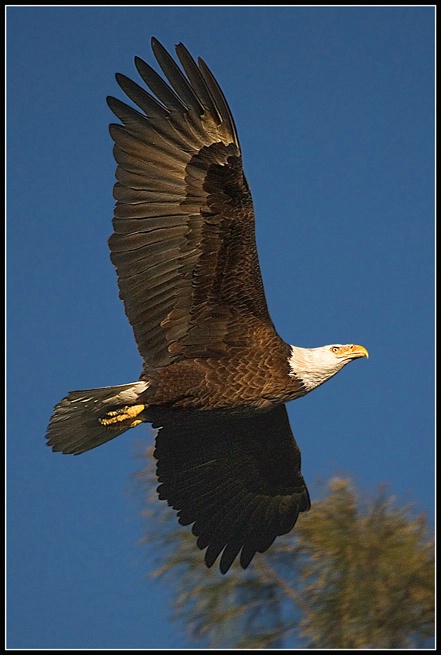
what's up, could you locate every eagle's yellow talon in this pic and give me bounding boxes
[100,404,145,426]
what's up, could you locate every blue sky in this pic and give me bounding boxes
[7,5,434,649]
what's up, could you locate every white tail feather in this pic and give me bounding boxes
[46,381,149,455]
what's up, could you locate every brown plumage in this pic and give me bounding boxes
[46,38,368,573]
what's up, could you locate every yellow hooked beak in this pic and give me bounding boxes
[346,344,369,360]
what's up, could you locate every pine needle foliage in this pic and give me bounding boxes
[135,448,434,649]
[296,478,434,648]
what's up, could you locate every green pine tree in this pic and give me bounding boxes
[136,448,434,649]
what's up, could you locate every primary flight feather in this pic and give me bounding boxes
[46,37,368,574]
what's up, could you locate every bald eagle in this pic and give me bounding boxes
[46,38,368,574]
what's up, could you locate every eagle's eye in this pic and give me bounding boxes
[331,346,339,354]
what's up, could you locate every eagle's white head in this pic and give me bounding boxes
[288,343,369,394]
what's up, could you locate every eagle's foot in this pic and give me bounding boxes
[99,404,146,428]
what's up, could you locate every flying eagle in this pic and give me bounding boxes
[46,38,368,574]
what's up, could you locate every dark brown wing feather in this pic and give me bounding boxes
[107,38,274,369]
[153,405,310,573]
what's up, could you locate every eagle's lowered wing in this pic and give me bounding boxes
[153,404,310,573]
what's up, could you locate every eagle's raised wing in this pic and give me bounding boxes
[107,38,275,369]
[154,404,310,573]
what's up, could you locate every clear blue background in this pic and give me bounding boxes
[7,6,434,649]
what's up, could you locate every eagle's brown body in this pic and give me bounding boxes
[46,38,368,573]
[141,337,301,414]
